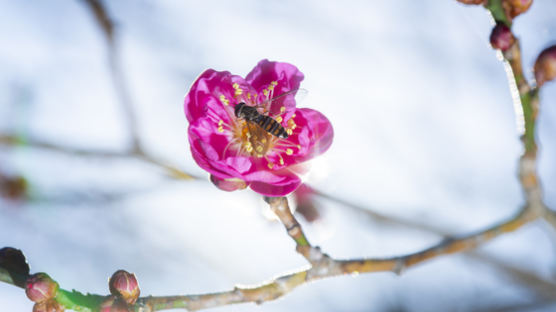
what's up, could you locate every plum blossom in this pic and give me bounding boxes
[184,60,333,196]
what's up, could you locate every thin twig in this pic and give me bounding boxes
[0,133,198,180]
[1,2,552,311]
[82,0,142,152]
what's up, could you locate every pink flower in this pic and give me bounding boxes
[184,60,333,196]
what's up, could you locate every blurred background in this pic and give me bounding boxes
[1,0,556,311]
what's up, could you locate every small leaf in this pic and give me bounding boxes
[0,247,30,287]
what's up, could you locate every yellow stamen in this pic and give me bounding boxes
[275,116,283,123]
[218,126,224,133]
[271,81,278,86]
[263,89,269,97]
[219,95,229,106]
[280,106,286,113]
[286,148,293,155]
[267,162,274,169]
[279,156,284,165]
[286,129,293,136]
[256,145,263,153]
[232,83,239,89]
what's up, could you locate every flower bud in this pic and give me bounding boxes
[25,273,59,303]
[100,296,131,312]
[0,174,27,200]
[108,270,140,305]
[456,0,485,4]
[33,299,63,312]
[503,0,533,18]
[210,175,247,192]
[534,45,556,87]
[489,23,515,51]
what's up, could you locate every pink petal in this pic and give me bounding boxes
[245,60,304,117]
[291,108,334,162]
[184,69,245,123]
[249,173,302,197]
[188,117,251,179]
[210,175,248,192]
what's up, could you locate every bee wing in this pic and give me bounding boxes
[255,88,308,116]
[261,88,308,106]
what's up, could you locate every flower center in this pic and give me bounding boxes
[218,82,301,168]
[233,119,276,158]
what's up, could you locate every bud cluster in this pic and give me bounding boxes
[25,273,62,312]
[25,273,59,303]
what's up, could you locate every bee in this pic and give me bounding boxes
[234,103,289,139]
[234,89,305,139]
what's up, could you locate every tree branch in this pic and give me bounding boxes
[82,0,142,153]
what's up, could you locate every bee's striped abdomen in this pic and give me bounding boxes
[256,115,288,139]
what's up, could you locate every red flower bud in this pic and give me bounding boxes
[100,296,131,312]
[456,0,485,4]
[33,299,64,312]
[25,273,59,303]
[502,0,533,18]
[489,23,515,51]
[534,45,556,87]
[108,270,140,305]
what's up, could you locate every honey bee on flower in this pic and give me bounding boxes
[184,60,333,196]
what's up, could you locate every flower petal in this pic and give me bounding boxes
[184,69,245,123]
[245,59,304,117]
[290,108,334,162]
[249,172,301,197]
[210,175,248,192]
[188,117,252,179]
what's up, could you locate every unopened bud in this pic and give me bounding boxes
[534,45,556,87]
[100,296,130,312]
[0,174,27,200]
[25,273,59,303]
[489,23,515,51]
[33,299,63,312]
[456,0,485,4]
[503,0,533,18]
[109,270,140,305]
